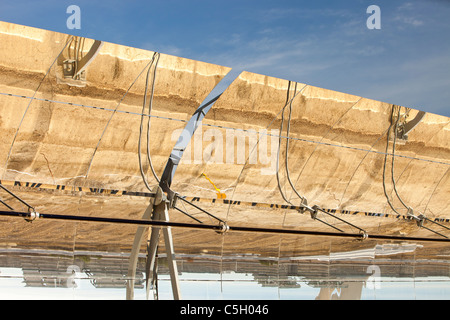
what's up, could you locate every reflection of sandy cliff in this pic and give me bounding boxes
[0,21,448,220]
[0,21,449,263]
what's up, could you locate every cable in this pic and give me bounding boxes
[391,106,411,210]
[138,52,159,191]
[285,82,306,202]
[145,52,161,184]
[276,80,294,205]
[383,106,449,238]
[225,84,309,222]
[382,105,401,214]
[274,83,366,235]
[276,81,310,206]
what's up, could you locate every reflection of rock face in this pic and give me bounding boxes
[1,21,449,222]
[0,20,449,262]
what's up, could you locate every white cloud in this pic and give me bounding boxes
[141,42,183,57]
[393,14,424,27]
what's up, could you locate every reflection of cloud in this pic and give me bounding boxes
[141,42,183,57]
[290,244,423,262]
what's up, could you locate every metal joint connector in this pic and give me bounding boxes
[415,214,426,228]
[297,198,312,214]
[309,205,320,220]
[25,208,39,222]
[359,231,368,241]
[215,222,229,234]
[407,207,425,227]
[170,192,179,209]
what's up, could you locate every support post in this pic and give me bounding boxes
[145,201,181,300]
[126,188,181,300]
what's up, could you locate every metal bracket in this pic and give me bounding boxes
[62,39,103,82]
[395,110,426,141]
[297,198,312,215]
[406,207,448,238]
[406,207,425,227]
[24,208,39,223]
[63,59,85,80]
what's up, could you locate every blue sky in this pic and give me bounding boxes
[1,0,450,116]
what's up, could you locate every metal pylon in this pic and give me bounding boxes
[126,187,180,300]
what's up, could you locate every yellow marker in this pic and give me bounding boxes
[202,173,226,199]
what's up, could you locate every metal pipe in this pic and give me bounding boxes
[1,210,450,243]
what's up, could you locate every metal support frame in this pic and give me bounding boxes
[126,70,239,300]
[395,110,426,141]
[126,186,181,300]
[298,196,367,237]
[407,207,449,239]
[145,200,181,300]
[63,39,103,81]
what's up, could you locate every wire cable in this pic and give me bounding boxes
[284,82,306,201]
[383,106,449,238]
[225,83,308,222]
[274,83,366,235]
[382,105,401,214]
[138,52,160,191]
[276,80,295,205]
[145,52,161,183]
[391,106,411,210]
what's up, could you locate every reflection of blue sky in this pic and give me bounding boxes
[1,243,449,300]
[2,267,449,300]
[1,0,449,116]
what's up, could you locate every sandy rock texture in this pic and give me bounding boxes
[0,21,449,254]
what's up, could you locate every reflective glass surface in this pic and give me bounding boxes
[0,219,449,300]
